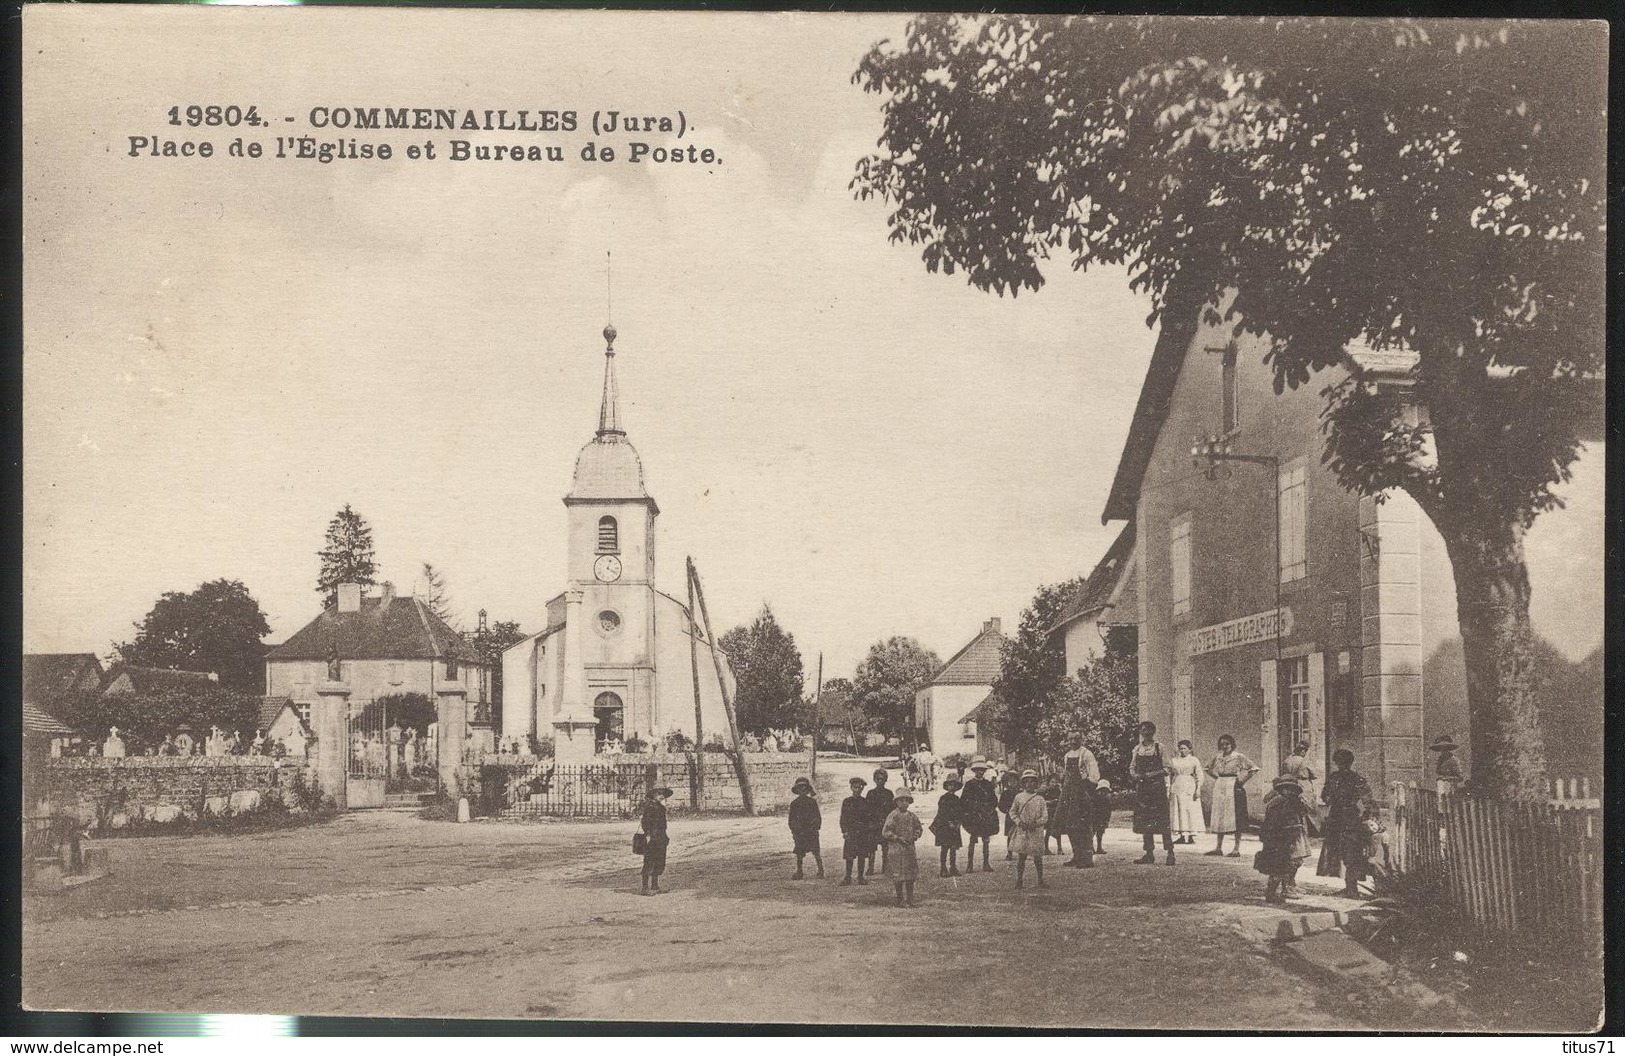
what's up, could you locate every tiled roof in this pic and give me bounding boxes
[23,701,77,736]
[1102,293,1207,523]
[266,596,480,663]
[928,621,1006,687]
[567,434,656,507]
[102,665,217,695]
[22,653,104,700]
[1048,524,1137,637]
[257,696,296,729]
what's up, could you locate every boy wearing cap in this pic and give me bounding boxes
[881,790,923,907]
[839,776,871,885]
[639,785,674,896]
[961,758,1001,872]
[865,769,896,875]
[789,777,824,879]
[1430,734,1464,796]
[930,773,966,876]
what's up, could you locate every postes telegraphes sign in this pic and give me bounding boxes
[1187,608,1293,656]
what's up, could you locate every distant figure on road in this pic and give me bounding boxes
[904,752,920,791]
[639,785,673,896]
[1168,740,1205,844]
[997,769,1020,861]
[1256,776,1313,903]
[1008,770,1048,890]
[881,790,922,907]
[865,769,896,876]
[788,777,824,880]
[1318,749,1378,899]
[839,776,871,886]
[930,773,965,876]
[1204,733,1259,857]
[1130,722,1177,866]
[961,758,1001,873]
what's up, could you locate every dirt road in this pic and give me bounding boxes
[22,760,1433,1028]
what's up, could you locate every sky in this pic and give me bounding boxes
[22,8,1604,678]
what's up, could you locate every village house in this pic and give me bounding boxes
[501,324,735,763]
[913,618,1005,757]
[100,664,218,696]
[1101,309,1604,807]
[264,580,490,737]
[1047,524,1138,680]
[255,697,313,757]
[22,653,106,701]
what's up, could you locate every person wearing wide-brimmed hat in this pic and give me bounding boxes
[839,776,872,885]
[961,757,1001,872]
[881,790,924,906]
[1429,734,1464,796]
[639,785,675,895]
[865,769,897,875]
[1008,770,1049,889]
[1255,775,1313,903]
[929,773,966,876]
[788,777,824,880]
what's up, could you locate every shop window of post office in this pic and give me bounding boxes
[1279,462,1307,583]
[1284,656,1311,749]
[1170,515,1192,617]
[597,516,619,553]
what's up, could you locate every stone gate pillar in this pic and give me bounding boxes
[436,681,469,798]
[313,682,350,811]
[1360,491,1425,801]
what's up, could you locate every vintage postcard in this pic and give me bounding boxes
[20,6,1607,1031]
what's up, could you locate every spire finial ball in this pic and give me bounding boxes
[603,324,618,350]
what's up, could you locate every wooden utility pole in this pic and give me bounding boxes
[811,652,822,781]
[686,566,705,810]
[687,557,754,814]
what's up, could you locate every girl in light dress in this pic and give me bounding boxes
[1204,734,1259,857]
[1167,739,1205,844]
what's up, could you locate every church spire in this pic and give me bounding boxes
[597,322,623,437]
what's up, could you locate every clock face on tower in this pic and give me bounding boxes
[593,554,623,583]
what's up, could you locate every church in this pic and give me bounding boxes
[500,323,735,764]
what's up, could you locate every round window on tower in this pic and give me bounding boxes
[597,610,622,634]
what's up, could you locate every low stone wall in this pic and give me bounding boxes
[479,751,813,817]
[37,756,327,830]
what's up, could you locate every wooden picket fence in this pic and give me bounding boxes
[1389,783,1603,956]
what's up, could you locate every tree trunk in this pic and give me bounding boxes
[1439,519,1547,800]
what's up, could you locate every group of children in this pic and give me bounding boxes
[779,756,1361,908]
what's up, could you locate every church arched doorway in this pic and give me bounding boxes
[593,691,625,750]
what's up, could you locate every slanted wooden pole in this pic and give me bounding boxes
[687,565,705,810]
[688,557,753,814]
[811,652,822,782]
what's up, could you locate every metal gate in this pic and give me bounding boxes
[346,700,388,808]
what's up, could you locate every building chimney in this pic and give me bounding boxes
[984,617,1002,635]
[380,581,396,608]
[337,582,363,613]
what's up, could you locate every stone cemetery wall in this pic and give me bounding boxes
[38,756,325,830]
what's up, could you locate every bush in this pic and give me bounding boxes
[624,734,649,754]
[664,729,694,753]
[703,733,729,753]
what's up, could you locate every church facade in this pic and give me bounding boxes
[501,325,734,763]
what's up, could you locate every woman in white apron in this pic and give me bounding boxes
[1167,739,1205,844]
[1204,734,1259,856]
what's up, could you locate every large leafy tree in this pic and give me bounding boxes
[470,615,527,716]
[983,578,1084,760]
[719,605,808,734]
[853,16,1604,799]
[851,636,941,742]
[316,504,378,604]
[114,579,272,692]
[1036,642,1140,785]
